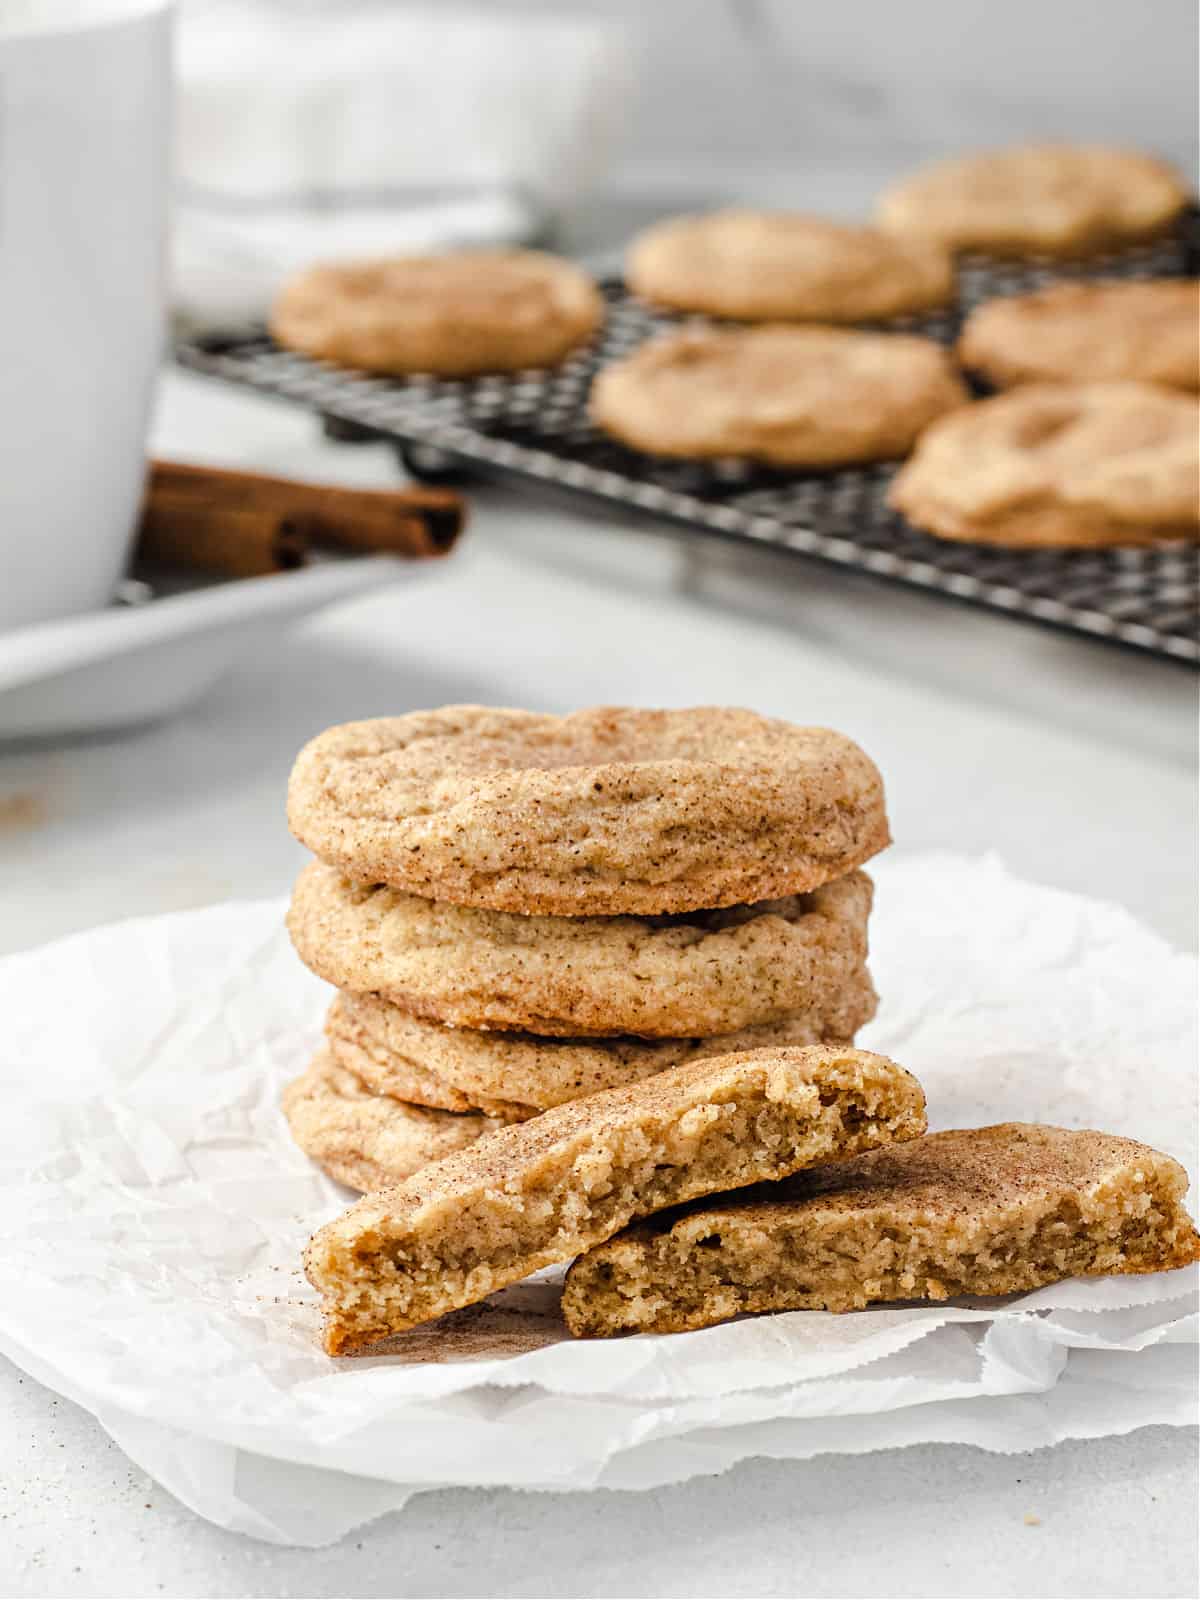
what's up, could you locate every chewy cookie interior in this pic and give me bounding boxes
[563,1124,1200,1336]
[304,1048,925,1352]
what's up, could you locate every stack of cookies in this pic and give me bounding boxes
[281,703,1200,1354]
[283,705,889,1194]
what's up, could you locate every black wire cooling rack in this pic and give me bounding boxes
[175,217,1200,665]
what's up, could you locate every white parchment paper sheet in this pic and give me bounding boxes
[0,853,1195,1545]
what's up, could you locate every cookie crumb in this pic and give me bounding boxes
[0,792,46,832]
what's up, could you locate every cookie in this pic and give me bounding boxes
[958,279,1200,392]
[281,1049,500,1192]
[877,143,1190,258]
[287,706,890,916]
[270,249,602,377]
[889,381,1200,547]
[304,1045,927,1351]
[326,974,878,1118]
[564,1123,1200,1335]
[589,327,968,467]
[626,210,955,322]
[290,861,874,1037]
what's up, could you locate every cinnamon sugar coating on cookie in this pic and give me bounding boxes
[326,978,877,1118]
[282,1049,502,1193]
[303,1045,926,1352]
[889,382,1200,548]
[590,327,968,467]
[289,862,875,1036]
[959,280,1200,392]
[564,1123,1200,1335]
[287,706,890,915]
[627,210,955,322]
[270,249,602,376]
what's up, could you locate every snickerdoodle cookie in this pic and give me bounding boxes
[958,279,1200,392]
[287,706,889,916]
[626,210,955,322]
[325,971,878,1118]
[589,327,968,466]
[563,1123,1200,1335]
[889,382,1200,547]
[288,862,875,1036]
[304,1045,927,1350]
[876,144,1189,258]
[282,1049,501,1192]
[270,250,602,376]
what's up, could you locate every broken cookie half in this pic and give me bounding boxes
[562,1123,1200,1337]
[303,1044,926,1353]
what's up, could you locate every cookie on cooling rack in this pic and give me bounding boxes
[889,382,1200,548]
[626,210,955,322]
[958,279,1200,392]
[270,250,603,377]
[876,143,1190,258]
[287,705,890,916]
[589,326,968,468]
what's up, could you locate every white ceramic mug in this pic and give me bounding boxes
[0,0,172,631]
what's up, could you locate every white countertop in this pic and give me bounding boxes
[1,369,1196,1598]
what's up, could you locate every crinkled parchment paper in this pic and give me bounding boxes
[0,853,1194,1545]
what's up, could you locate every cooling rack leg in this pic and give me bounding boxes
[394,443,476,485]
[319,413,382,444]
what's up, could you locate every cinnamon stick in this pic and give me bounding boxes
[136,460,466,579]
[138,501,310,578]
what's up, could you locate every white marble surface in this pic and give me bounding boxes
[605,0,1198,176]
[0,369,1197,1597]
[189,1,1199,182]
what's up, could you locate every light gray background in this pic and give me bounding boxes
[617,0,1195,170]
[231,0,1198,177]
[182,0,1200,195]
